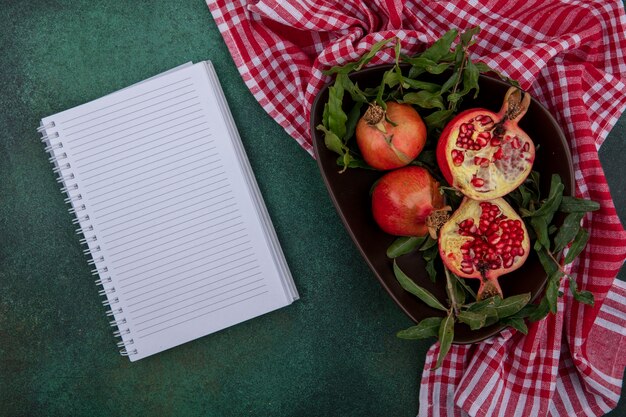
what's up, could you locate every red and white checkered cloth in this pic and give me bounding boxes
[207,1,626,415]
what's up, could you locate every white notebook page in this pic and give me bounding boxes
[42,62,297,361]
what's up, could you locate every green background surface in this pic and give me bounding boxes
[1,1,624,416]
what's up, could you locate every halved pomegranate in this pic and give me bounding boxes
[436,87,535,200]
[438,197,530,300]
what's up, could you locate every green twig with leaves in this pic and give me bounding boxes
[316,27,516,172]
[389,171,598,367]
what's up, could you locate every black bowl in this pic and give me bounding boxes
[310,64,574,343]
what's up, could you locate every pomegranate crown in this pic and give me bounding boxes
[363,103,385,125]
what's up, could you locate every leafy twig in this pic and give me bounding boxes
[444,267,460,315]
[448,52,467,110]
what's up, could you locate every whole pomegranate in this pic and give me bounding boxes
[371,166,445,236]
[356,101,427,170]
[436,87,535,200]
[438,197,530,300]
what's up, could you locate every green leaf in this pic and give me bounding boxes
[519,185,533,209]
[529,174,564,224]
[396,317,443,339]
[322,103,330,128]
[567,276,595,306]
[327,80,347,139]
[340,77,369,103]
[452,274,466,305]
[454,59,480,99]
[375,69,393,108]
[474,62,521,87]
[422,243,440,283]
[425,257,438,283]
[465,293,530,319]
[402,56,451,75]
[419,236,438,251]
[508,304,540,319]
[393,260,447,311]
[573,290,595,306]
[336,154,371,170]
[402,90,445,110]
[545,278,559,314]
[559,196,600,213]
[397,76,442,93]
[528,297,551,322]
[457,310,487,330]
[420,29,458,62]
[500,317,528,334]
[440,70,460,95]
[316,125,344,155]
[381,71,403,89]
[460,26,481,46]
[493,293,532,318]
[564,227,590,264]
[424,109,455,131]
[536,247,559,275]
[435,313,455,369]
[344,102,364,143]
[484,315,500,327]
[355,37,396,71]
[529,171,541,196]
[387,236,427,258]
[323,38,395,75]
[553,212,584,253]
[467,295,502,313]
[394,37,402,67]
[454,274,477,300]
[530,215,550,250]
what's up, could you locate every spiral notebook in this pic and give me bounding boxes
[38,61,299,361]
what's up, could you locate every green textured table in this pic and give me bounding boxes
[1,2,624,416]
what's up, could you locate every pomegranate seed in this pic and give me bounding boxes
[460,218,473,228]
[512,137,521,149]
[487,234,500,245]
[493,147,504,160]
[460,124,468,134]
[452,149,465,166]
[522,142,529,152]
[471,177,485,187]
[473,156,489,167]
[490,137,501,146]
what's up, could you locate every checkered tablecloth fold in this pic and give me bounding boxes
[207,1,626,415]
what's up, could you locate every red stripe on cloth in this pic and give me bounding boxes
[206,1,626,415]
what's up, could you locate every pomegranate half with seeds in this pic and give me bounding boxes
[436,87,535,200]
[439,198,530,300]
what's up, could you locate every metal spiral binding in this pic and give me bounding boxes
[38,121,137,359]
